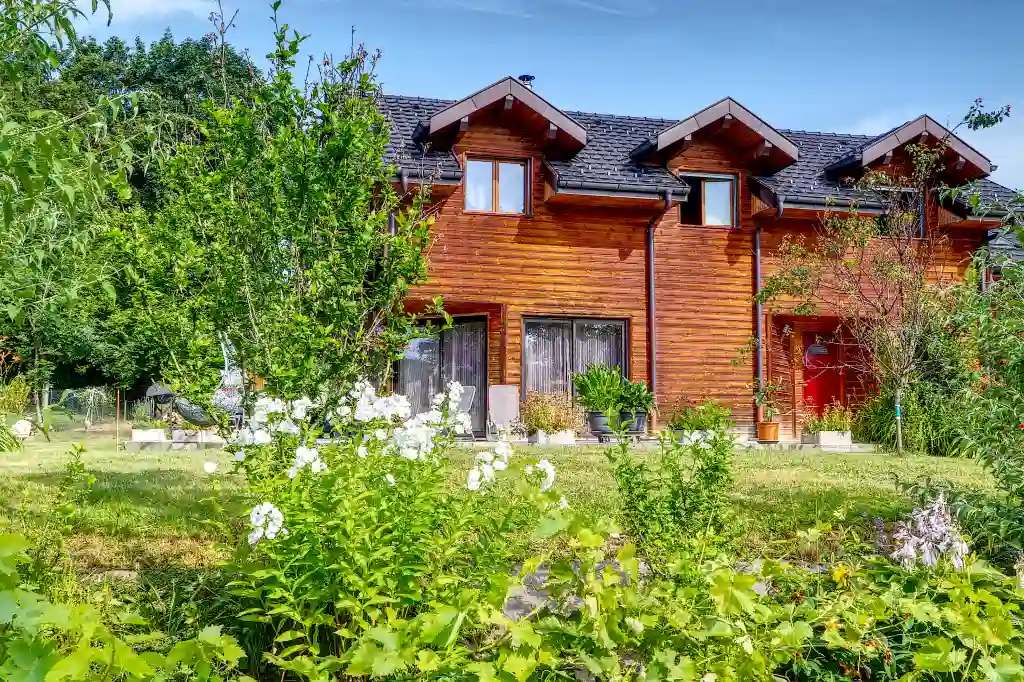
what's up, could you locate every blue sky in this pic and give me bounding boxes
[84,0,1024,188]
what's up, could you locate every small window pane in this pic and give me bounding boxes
[572,321,624,376]
[465,160,493,211]
[498,162,526,214]
[525,321,571,394]
[703,179,733,226]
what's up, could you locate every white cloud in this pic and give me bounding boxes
[80,0,215,24]
[845,105,1024,192]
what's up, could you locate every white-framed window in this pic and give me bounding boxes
[465,158,527,214]
[679,173,736,227]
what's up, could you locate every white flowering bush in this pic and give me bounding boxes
[222,380,576,679]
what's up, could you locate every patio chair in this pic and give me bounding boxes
[487,385,520,440]
[453,385,476,440]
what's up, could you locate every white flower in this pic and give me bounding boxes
[275,418,300,435]
[253,429,272,445]
[234,450,246,462]
[481,463,495,483]
[253,396,287,425]
[454,412,473,435]
[625,617,644,634]
[288,445,327,478]
[291,397,314,420]
[494,441,512,458]
[535,459,556,492]
[475,451,494,464]
[248,502,285,545]
[336,404,352,419]
[385,474,396,486]
[374,428,388,441]
[493,458,507,472]
[357,445,368,458]
[466,466,483,492]
[232,428,255,446]
[559,496,570,509]
[203,461,218,474]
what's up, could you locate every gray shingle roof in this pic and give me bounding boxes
[381,93,1018,207]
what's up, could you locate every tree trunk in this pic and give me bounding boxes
[894,383,904,454]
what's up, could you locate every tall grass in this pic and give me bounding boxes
[853,384,981,457]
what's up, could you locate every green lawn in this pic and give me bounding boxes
[0,426,996,570]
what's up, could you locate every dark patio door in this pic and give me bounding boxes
[395,319,487,433]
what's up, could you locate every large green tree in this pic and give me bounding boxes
[0,0,144,416]
[119,4,436,409]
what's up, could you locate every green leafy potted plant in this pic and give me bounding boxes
[572,364,623,438]
[521,392,582,445]
[803,400,853,451]
[618,379,654,433]
[754,381,781,443]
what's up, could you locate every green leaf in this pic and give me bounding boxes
[0,636,60,682]
[275,630,305,643]
[914,637,967,673]
[708,569,757,616]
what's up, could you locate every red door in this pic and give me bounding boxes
[803,336,843,416]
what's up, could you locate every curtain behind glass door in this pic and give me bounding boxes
[395,337,441,417]
[573,320,625,375]
[524,320,572,394]
[442,321,487,432]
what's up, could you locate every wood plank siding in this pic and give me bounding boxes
[405,115,990,438]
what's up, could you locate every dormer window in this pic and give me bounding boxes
[679,173,736,227]
[465,158,527,215]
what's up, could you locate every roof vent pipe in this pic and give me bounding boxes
[518,74,535,89]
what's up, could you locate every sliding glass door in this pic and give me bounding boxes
[395,319,487,433]
[524,318,626,395]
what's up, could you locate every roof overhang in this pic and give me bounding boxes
[632,98,799,173]
[825,115,994,183]
[750,178,885,220]
[424,77,587,152]
[542,162,689,208]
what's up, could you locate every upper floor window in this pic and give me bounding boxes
[679,174,736,227]
[465,158,527,214]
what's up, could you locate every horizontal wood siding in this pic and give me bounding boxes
[655,136,758,427]
[408,113,653,396]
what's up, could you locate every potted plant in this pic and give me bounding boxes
[754,381,782,443]
[618,379,654,433]
[521,392,581,445]
[572,364,623,438]
[802,401,853,451]
[667,398,732,446]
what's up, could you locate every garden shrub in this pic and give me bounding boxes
[853,384,979,457]
[0,533,243,681]
[666,398,733,433]
[520,392,584,435]
[605,424,734,554]
[804,400,853,434]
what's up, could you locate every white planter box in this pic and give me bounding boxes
[528,429,576,446]
[171,429,226,444]
[131,428,167,443]
[803,431,853,451]
[676,430,712,446]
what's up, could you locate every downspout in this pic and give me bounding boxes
[647,189,673,411]
[755,225,764,392]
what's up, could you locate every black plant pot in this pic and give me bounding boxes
[587,411,613,436]
[618,411,648,433]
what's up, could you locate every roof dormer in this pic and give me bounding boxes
[413,76,587,157]
[631,97,799,174]
[824,115,994,184]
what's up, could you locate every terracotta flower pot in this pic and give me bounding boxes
[756,421,779,443]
